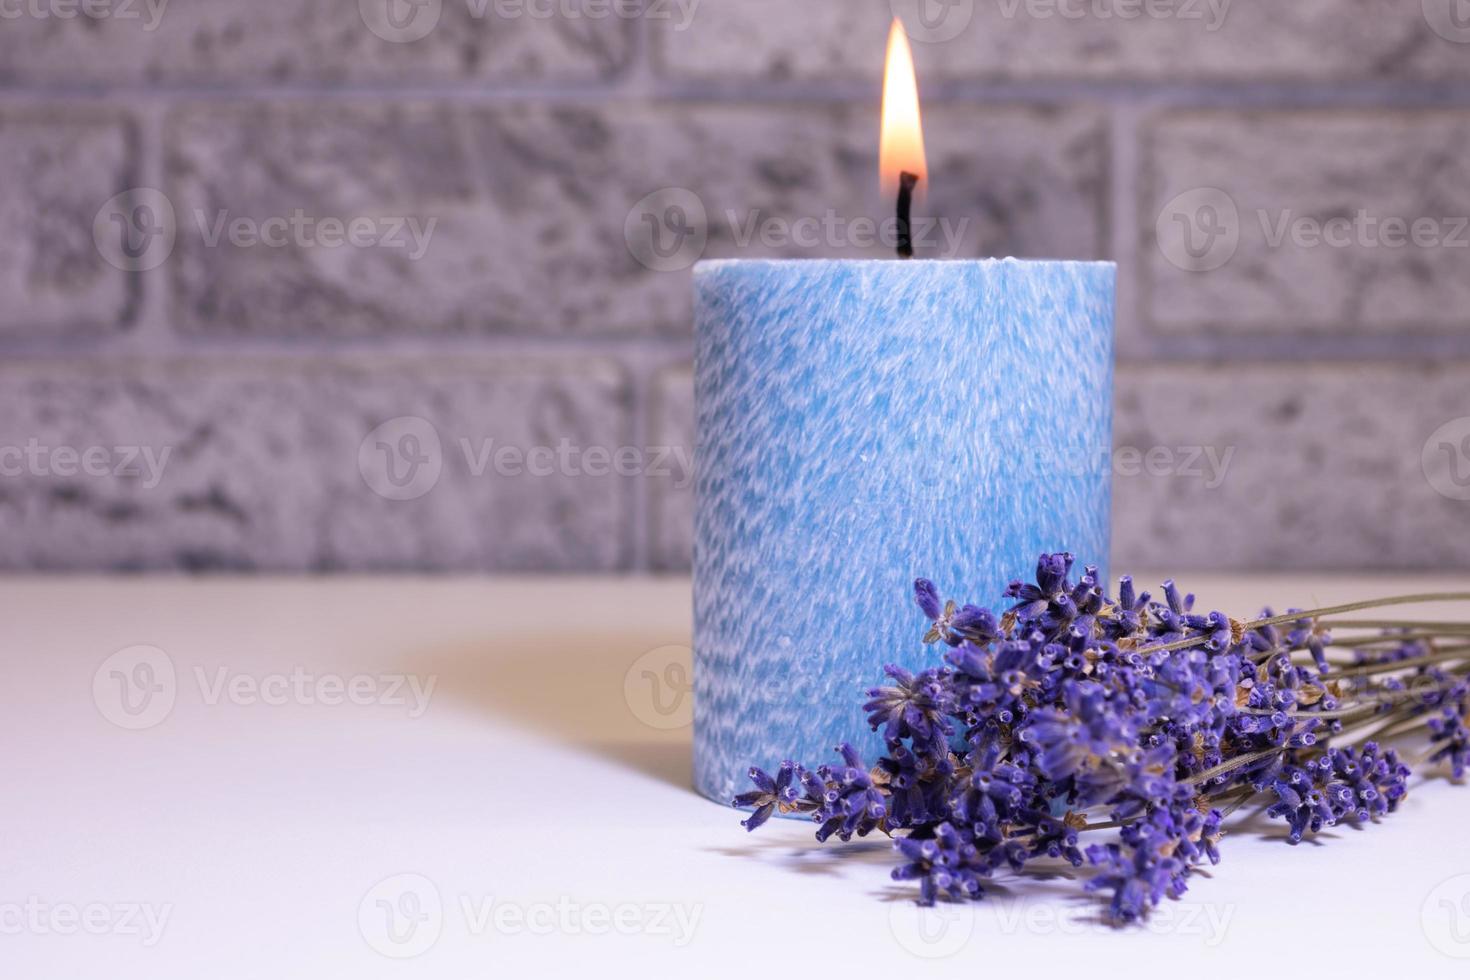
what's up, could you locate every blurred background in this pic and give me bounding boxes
[1,0,1467,574]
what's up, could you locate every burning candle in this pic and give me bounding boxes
[691,21,1115,807]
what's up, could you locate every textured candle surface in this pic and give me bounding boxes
[693,258,1114,807]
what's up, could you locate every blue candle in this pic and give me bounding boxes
[692,258,1115,806]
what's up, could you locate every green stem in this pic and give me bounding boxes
[1326,632,1469,647]
[1322,647,1470,678]
[1319,619,1470,632]
[1248,593,1470,628]
[1214,789,1260,820]
[1136,593,1470,658]
[1187,747,1282,786]
[1323,705,1424,746]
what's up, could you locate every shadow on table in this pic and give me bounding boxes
[707,833,1113,911]
[414,630,697,793]
[706,797,1346,924]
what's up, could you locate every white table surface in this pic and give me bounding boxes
[3,573,1469,978]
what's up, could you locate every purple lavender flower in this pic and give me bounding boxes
[732,761,800,831]
[949,742,1034,843]
[733,553,1468,919]
[915,580,1000,647]
[914,578,944,620]
[945,637,1040,726]
[863,665,955,756]
[1261,612,1333,676]
[1084,839,1175,922]
[1100,575,1151,639]
[810,744,888,842]
[1005,553,1074,622]
[893,823,986,905]
[1265,769,1336,843]
[950,605,1001,645]
[1020,680,1138,784]
[1428,705,1469,779]
[877,745,953,826]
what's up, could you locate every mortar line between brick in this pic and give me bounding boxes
[6,81,1470,106]
[8,332,1470,366]
[0,336,696,363]
[1117,335,1470,363]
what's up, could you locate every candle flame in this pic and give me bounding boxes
[880,18,927,203]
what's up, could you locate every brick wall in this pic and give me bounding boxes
[1,0,1468,573]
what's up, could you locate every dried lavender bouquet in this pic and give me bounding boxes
[732,554,1469,919]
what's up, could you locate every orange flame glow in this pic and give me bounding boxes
[880,18,927,203]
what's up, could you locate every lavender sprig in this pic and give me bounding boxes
[732,554,1470,921]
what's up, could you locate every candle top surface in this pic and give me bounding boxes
[694,257,1115,272]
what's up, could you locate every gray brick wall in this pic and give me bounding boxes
[2,0,1468,573]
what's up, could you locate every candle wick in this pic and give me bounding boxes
[896,171,919,259]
